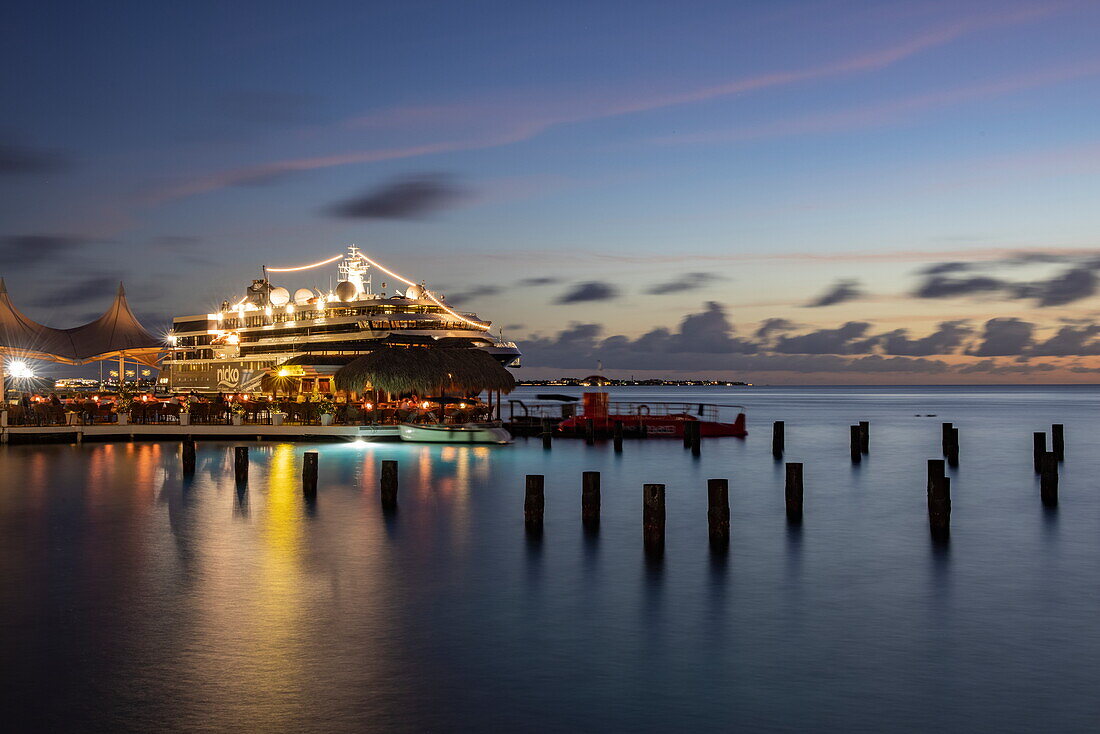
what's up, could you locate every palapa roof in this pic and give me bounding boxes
[334,347,515,396]
[0,279,163,366]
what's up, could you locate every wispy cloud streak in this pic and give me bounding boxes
[150,3,1058,204]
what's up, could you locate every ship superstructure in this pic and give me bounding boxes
[161,246,521,393]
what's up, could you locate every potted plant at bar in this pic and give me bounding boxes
[230,402,246,426]
[317,398,336,426]
[271,408,287,426]
[179,403,191,426]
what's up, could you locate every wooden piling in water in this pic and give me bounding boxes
[302,451,318,496]
[585,418,595,446]
[541,417,552,450]
[946,427,959,467]
[690,421,701,456]
[234,446,248,483]
[683,421,692,449]
[850,425,861,464]
[941,423,954,456]
[1033,432,1046,473]
[182,437,196,476]
[707,478,730,548]
[613,421,624,452]
[927,458,950,535]
[582,471,600,527]
[639,419,648,439]
[772,420,784,458]
[525,474,545,528]
[1052,424,1064,462]
[380,460,398,509]
[784,463,803,522]
[1040,451,1058,506]
[643,483,665,552]
[858,421,869,454]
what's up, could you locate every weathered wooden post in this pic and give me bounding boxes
[582,471,600,528]
[772,420,784,458]
[927,458,950,536]
[947,427,960,467]
[541,417,552,450]
[941,423,954,456]
[707,478,730,548]
[1040,451,1058,506]
[181,437,196,476]
[849,425,861,464]
[1033,432,1046,473]
[784,463,803,522]
[234,446,248,483]
[613,420,624,453]
[302,451,318,496]
[690,420,701,456]
[682,421,692,449]
[639,418,648,439]
[381,459,398,509]
[643,483,665,552]
[584,418,595,446]
[525,474,545,529]
[1051,424,1064,462]
[858,420,869,454]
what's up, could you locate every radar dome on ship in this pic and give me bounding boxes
[293,288,316,305]
[404,284,424,299]
[335,281,357,302]
[269,287,290,306]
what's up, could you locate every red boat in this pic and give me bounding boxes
[556,393,747,438]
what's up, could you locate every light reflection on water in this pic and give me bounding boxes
[2,386,1100,732]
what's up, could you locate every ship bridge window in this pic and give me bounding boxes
[174,319,212,333]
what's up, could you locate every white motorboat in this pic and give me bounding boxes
[398,422,512,444]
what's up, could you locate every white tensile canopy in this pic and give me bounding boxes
[0,278,163,392]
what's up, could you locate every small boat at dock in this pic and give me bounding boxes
[398,422,512,444]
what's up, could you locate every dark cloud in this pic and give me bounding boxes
[445,285,502,302]
[957,358,1056,374]
[805,279,863,307]
[645,272,726,295]
[1030,324,1100,356]
[915,274,1007,298]
[26,276,119,308]
[556,281,620,304]
[966,318,1035,357]
[518,276,562,287]
[755,318,798,339]
[0,140,72,175]
[327,173,468,219]
[503,323,525,331]
[0,235,90,268]
[877,320,972,356]
[1011,267,1097,307]
[920,262,973,275]
[914,255,1100,306]
[773,322,874,354]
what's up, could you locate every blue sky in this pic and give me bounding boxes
[3,0,1100,381]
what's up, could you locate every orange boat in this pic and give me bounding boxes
[556,392,747,438]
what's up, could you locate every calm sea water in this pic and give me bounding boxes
[3,385,1100,732]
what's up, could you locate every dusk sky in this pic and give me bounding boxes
[4,0,1100,382]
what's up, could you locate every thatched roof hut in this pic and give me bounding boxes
[334,347,515,396]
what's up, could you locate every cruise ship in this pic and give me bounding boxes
[161,246,521,394]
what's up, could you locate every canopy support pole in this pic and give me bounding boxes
[119,352,125,391]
